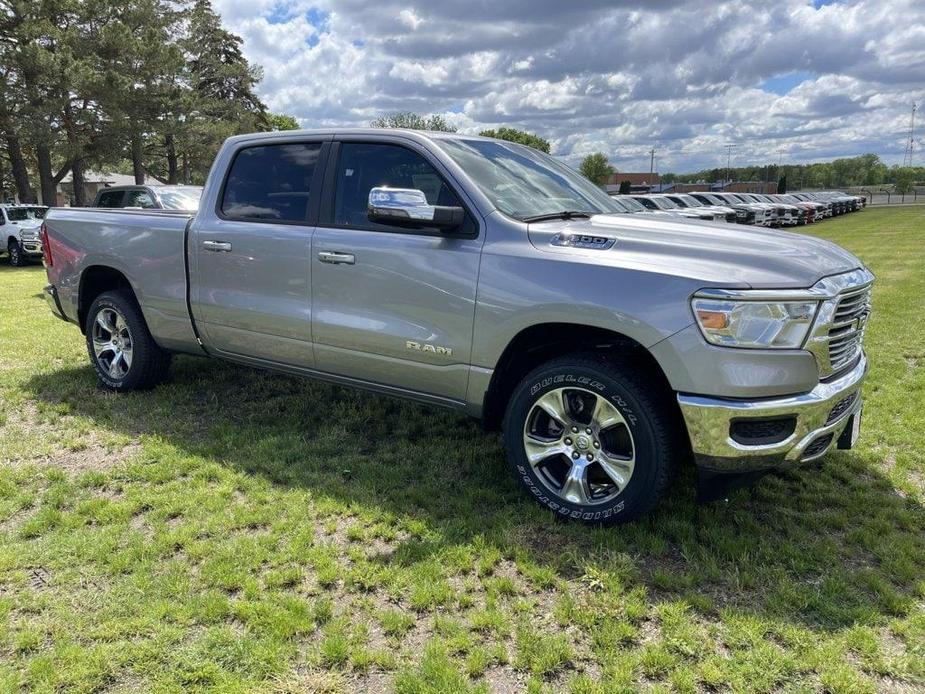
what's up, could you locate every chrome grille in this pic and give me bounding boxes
[804,268,874,378]
[827,287,871,373]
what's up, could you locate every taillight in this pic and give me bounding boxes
[40,223,53,266]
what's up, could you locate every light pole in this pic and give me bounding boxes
[723,144,736,188]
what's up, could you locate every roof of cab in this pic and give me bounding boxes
[225,127,498,147]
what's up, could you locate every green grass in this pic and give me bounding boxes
[1,207,924,692]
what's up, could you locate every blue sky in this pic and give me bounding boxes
[215,0,924,173]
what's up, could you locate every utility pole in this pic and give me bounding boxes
[723,143,736,188]
[648,146,657,174]
[903,102,917,167]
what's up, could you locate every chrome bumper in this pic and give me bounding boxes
[21,240,43,256]
[678,354,866,472]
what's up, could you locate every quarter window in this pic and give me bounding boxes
[221,143,322,222]
[332,143,462,229]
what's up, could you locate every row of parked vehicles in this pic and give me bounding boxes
[614,190,865,227]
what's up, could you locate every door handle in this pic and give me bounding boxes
[203,240,232,252]
[318,251,355,265]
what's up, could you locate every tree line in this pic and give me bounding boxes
[0,0,294,206]
[663,154,924,193]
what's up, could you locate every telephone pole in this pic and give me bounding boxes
[648,146,657,174]
[902,102,917,167]
[723,144,736,187]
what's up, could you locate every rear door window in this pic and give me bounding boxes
[221,143,323,222]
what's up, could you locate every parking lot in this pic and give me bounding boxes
[0,207,923,692]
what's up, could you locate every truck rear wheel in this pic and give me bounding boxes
[8,239,27,267]
[84,290,171,391]
[502,354,676,524]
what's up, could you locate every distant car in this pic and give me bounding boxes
[694,192,772,227]
[92,185,203,211]
[628,194,716,221]
[740,193,801,227]
[662,193,739,223]
[3,204,48,266]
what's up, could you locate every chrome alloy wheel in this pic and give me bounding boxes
[523,387,635,506]
[91,307,134,380]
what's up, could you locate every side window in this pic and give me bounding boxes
[97,190,125,208]
[332,143,462,229]
[221,143,322,222]
[125,190,156,208]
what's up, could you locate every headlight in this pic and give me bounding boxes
[691,297,818,349]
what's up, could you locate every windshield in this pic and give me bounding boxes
[435,138,623,220]
[605,197,633,213]
[6,207,46,221]
[673,195,699,208]
[616,196,646,212]
[651,196,680,210]
[158,188,202,210]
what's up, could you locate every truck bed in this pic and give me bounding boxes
[43,207,201,353]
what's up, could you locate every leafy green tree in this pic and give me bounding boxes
[777,175,787,194]
[618,180,631,195]
[268,113,300,131]
[579,153,614,185]
[478,127,550,153]
[370,112,455,132]
[893,167,915,194]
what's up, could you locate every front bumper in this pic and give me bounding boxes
[678,353,866,472]
[20,239,43,257]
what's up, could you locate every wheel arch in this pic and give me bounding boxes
[78,265,137,334]
[480,322,678,431]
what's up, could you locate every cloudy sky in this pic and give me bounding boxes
[213,0,924,173]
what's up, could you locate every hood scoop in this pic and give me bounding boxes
[550,231,616,251]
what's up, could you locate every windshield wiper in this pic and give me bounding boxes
[521,210,593,223]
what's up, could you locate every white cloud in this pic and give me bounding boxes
[398,8,424,31]
[213,0,925,171]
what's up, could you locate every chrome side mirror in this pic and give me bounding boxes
[367,187,464,230]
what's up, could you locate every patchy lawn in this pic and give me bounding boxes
[0,207,923,693]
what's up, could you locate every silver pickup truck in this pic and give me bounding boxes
[41,129,872,523]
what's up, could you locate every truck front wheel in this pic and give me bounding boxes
[84,290,171,391]
[8,239,27,267]
[502,354,676,524]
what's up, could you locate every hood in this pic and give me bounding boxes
[527,213,863,288]
[12,219,42,232]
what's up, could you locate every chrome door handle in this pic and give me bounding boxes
[318,251,355,265]
[203,240,232,252]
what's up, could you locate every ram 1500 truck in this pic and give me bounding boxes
[4,204,48,266]
[41,129,872,523]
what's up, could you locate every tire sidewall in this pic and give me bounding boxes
[85,294,143,390]
[8,241,24,266]
[504,361,662,523]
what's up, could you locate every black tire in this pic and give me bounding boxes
[502,353,677,525]
[8,239,28,267]
[84,290,172,391]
